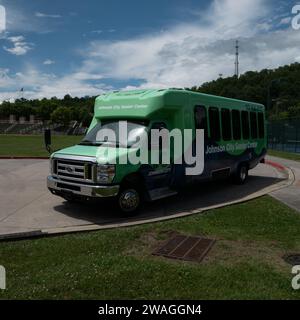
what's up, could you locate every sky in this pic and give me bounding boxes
[0,0,299,101]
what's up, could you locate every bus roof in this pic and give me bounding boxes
[94,89,264,119]
[96,89,264,107]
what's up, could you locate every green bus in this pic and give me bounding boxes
[46,89,267,213]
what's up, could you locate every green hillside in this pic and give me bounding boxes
[191,62,300,120]
[1,63,300,122]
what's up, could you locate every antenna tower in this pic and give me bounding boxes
[235,40,239,77]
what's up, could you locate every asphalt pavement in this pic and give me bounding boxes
[0,158,293,239]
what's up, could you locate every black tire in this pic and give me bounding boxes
[117,187,141,215]
[233,163,248,185]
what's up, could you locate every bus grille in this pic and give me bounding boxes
[53,159,94,183]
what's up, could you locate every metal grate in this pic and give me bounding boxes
[153,234,215,262]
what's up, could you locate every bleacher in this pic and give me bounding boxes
[20,123,44,134]
[0,123,11,133]
[0,120,87,135]
[5,124,33,134]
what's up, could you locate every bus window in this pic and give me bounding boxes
[221,108,231,141]
[250,112,258,139]
[195,106,208,138]
[209,107,221,141]
[232,110,241,140]
[258,112,264,139]
[241,111,250,140]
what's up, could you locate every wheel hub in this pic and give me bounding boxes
[240,167,247,180]
[119,189,140,212]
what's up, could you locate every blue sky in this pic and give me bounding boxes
[0,0,299,100]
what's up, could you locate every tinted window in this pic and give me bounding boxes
[195,106,208,138]
[258,112,265,139]
[241,111,250,140]
[221,108,231,141]
[82,120,148,147]
[250,112,258,139]
[150,122,167,151]
[209,107,221,141]
[232,110,241,140]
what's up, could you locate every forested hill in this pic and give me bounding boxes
[0,94,95,126]
[1,63,300,123]
[191,62,300,119]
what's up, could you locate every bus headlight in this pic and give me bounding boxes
[97,164,115,184]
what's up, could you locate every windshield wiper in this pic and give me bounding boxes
[79,140,127,147]
[79,140,103,146]
[99,141,128,148]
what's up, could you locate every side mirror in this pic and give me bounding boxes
[44,129,52,153]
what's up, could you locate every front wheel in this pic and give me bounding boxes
[117,188,141,215]
[233,163,248,185]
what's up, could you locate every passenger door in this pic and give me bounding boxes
[193,106,207,180]
[148,122,171,188]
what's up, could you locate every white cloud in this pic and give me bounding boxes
[0,66,109,101]
[3,35,33,55]
[0,68,14,88]
[279,17,292,25]
[35,12,62,19]
[91,30,103,34]
[43,59,55,65]
[77,0,300,89]
[1,0,300,100]
[5,6,38,32]
[4,5,54,33]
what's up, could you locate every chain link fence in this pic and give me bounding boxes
[267,118,300,153]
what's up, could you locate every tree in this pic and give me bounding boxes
[288,104,300,118]
[37,102,58,122]
[50,107,71,126]
[194,62,300,120]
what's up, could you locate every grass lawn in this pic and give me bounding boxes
[0,196,300,300]
[0,135,83,157]
[268,149,300,162]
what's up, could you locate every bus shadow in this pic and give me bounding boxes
[53,174,284,226]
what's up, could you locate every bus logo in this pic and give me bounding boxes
[66,166,75,173]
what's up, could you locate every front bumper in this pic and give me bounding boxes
[47,176,120,198]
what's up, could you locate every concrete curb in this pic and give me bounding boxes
[43,164,294,235]
[265,160,286,171]
[0,161,294,242]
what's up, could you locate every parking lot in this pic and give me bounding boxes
[0,159,292,239]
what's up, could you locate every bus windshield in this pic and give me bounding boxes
[80,120,148,148]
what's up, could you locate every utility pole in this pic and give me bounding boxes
[235,40,239,78]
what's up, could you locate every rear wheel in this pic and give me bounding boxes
[233,163,248,185]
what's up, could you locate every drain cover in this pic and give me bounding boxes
[283,254,300,266]
[153,234,215,262]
